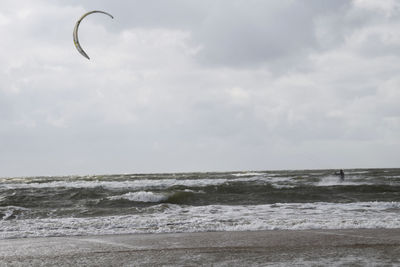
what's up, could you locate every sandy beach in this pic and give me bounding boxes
[1,229,399,266]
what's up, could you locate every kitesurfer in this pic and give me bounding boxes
[339,169,344,180]
[334,169,345,180]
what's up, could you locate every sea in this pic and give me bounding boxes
[1,168,399,239]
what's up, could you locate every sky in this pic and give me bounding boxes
[0,0,399,177]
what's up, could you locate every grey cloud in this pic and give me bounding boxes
[1,0,399,176]
[58,0,350,68]
[193,1,346,67]
[57,0,209,29]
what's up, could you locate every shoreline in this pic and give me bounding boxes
[1,228,399,266]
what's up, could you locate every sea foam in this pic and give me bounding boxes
[108,191,168,203]
[1,201,399,239]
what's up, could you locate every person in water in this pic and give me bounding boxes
[339,169,344,180]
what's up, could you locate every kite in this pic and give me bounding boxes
[73,10,114,60]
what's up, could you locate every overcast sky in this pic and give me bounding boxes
[1,0,399,176]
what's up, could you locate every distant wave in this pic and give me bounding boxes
[0,179,230,190]
[107,190,197,204]
[108,191,168,203]
[232,172,264,177]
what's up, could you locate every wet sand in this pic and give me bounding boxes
[1,229,399,266]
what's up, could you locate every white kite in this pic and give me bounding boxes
[73,10,114,60]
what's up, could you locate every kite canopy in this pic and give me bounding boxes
[73,10,114,60]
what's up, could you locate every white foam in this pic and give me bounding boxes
[108,191,168,203]
[1,201,399,239]
[1,209,14,220]
[272,184,296,189]
[0,206,28,220]
[316,176,371,186]
[232,172,264,177]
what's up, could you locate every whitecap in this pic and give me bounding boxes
[108,191,168,203]
[316,176,371,186]
[232,172,264,177]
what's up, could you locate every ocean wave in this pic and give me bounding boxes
[107,190,198,204]
[108,191,168,203]
[1,201,399,239]
[0,178,230,190]
[2,180,399,210]
[0,176,278,191]
[1,171,395,192]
